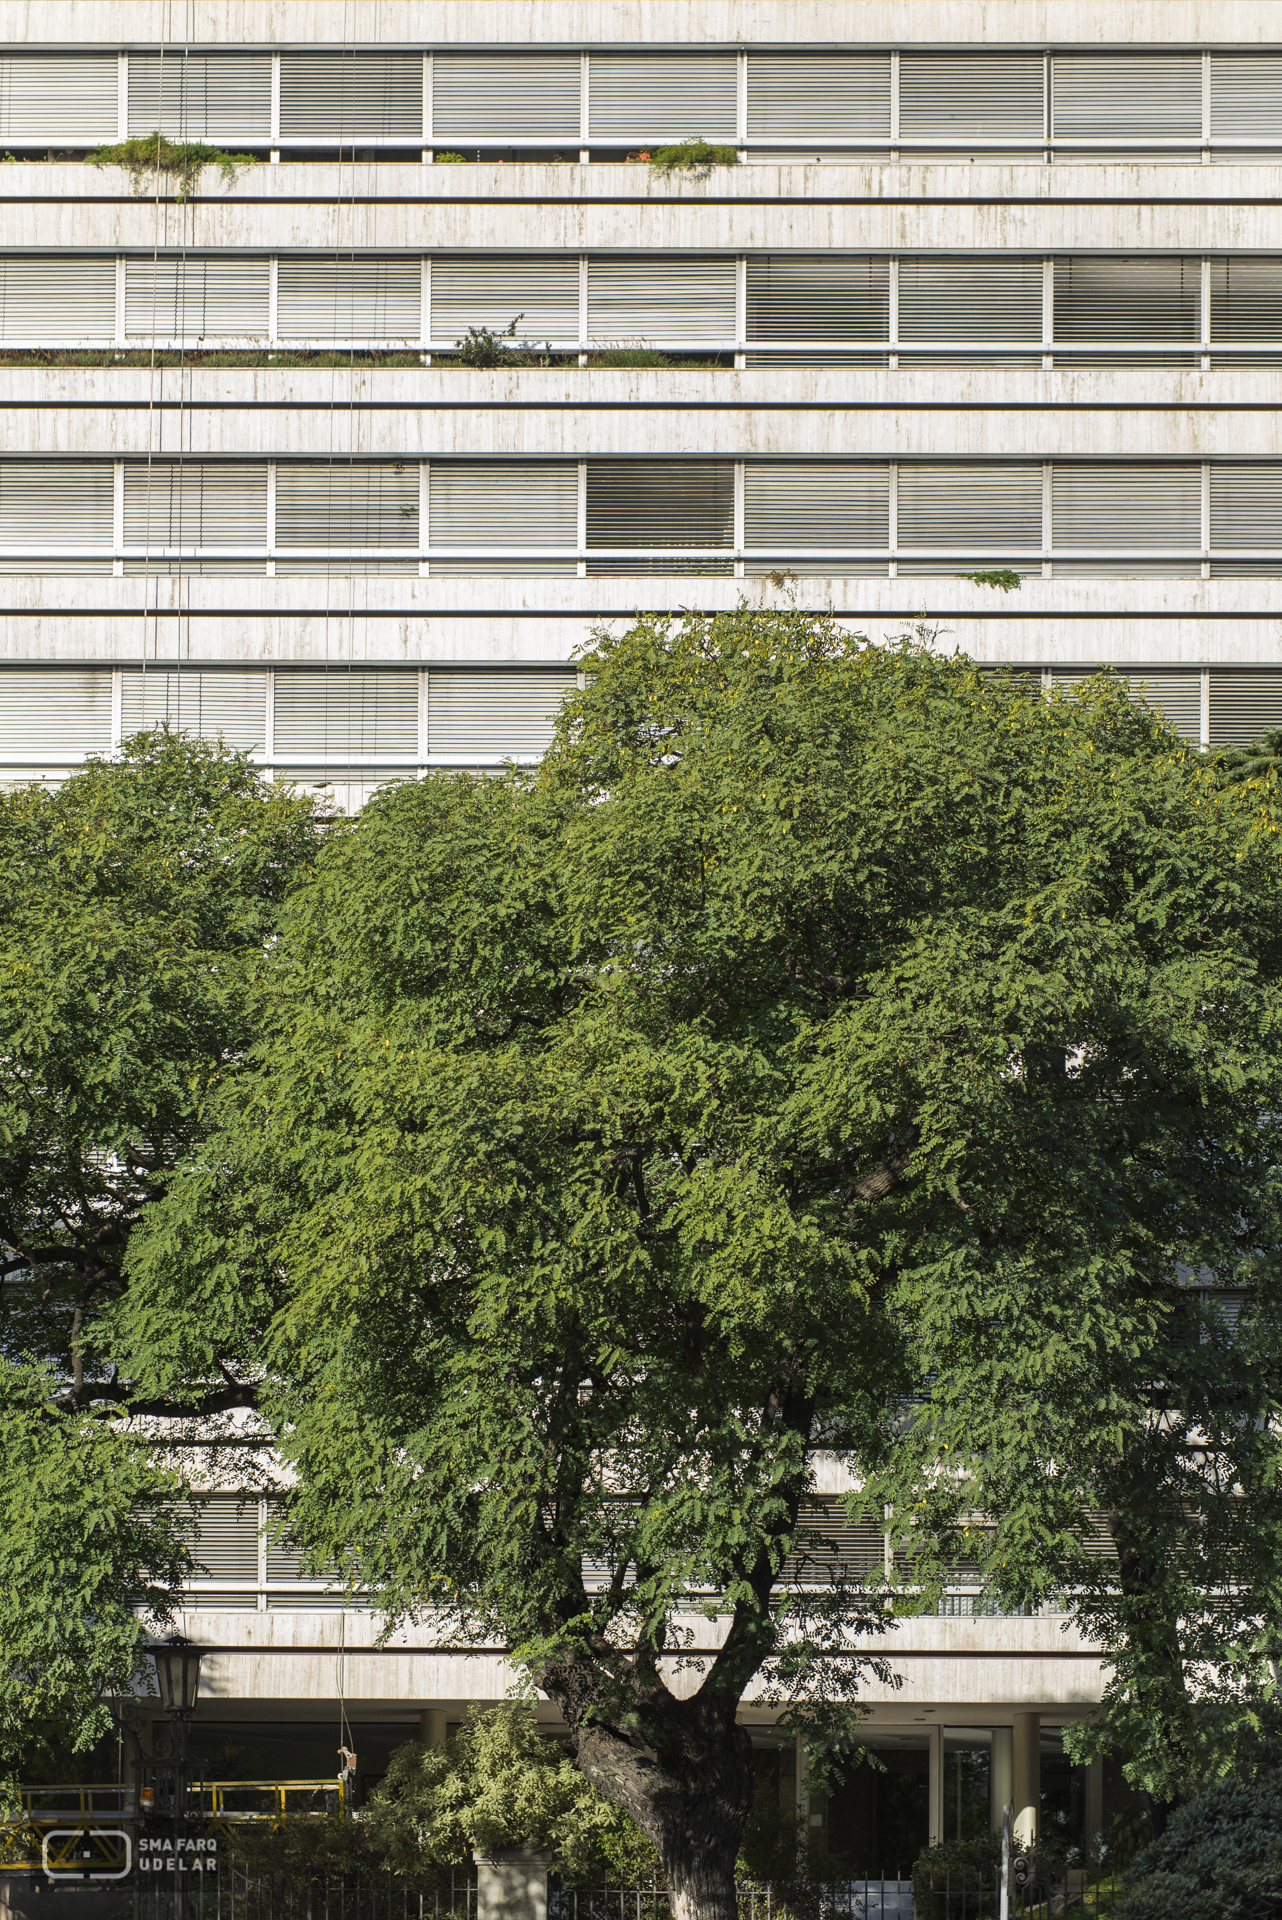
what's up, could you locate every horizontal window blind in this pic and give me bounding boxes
[430,258,578,344]
[782,1501,886,1584]
[127,53,272,140]
[586,54,737,142]
[1054,258,1199,342]
[899,259,1042,342]
[0,257,115,342]
[428,463,576,573]
[121,669,267,752]
[279,53,423,139]
[188,1496,260,1580]
[1053,465,1201,547]
[744,464,889,548]
[431,53,580,139]
[275,464,419,549]
[586,461,733,574]
[277,260,421,341]
[125,258,270,339]
[1209,260,1282,341]
[124,463,267,548]
[1210,55,1282,139]
[898,464,1042,548]
[746,257,888,341]
[0,54,118,141]
[1051,53,1202,140]
[1209,674,1282,746]
[273,669,419,756]
[587,259,735,342]
[1052,669,1202,742]
[900,54,1044,140]
[427,671,576,756]
[0,668,113,754]
[745,55,891,139]
[1210,466,1282,548]
[0,463,113,549]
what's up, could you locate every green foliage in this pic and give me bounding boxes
[88,133,256,200]
[229,1815,385,1883]
[587,349,674,367]
[1221,724,1282,785]
[1118,1773,1282,1920]
[957,569,1022,592]
[454,315,524,368]
[911,1835,1002,1920]
[362,1708,657,1880]
[648,139,740,173]
[434,152,467,163]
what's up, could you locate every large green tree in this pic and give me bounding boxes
[0,733,325,1787]
[113,613,1282,1912]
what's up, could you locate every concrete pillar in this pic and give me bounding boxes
[990,1727,1013,1835]
[1012,1714,1040,1849]
[419,1709,448,1748]
[927,1725,943,1846]
[474,1849,550,1920]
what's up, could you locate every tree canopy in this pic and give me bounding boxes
[102,611,1282,1912]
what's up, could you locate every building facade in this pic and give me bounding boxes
[7,0,1280,1866]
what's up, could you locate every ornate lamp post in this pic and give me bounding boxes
[149,1635,203,1841]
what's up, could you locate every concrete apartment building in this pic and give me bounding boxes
[6,0,1280,1871]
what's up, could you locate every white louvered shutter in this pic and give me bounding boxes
[277,260,421,342]
[125,258,270,340]
[899,55,1045,142]
[1052,669,1202,742]
[744,54,891,141]
[120,668,268,751]
[0,463,113,572]
[189,1496,260,1581]
[1054,259,1200,343]
[1209,261,1282,343]
[1210,56,1282,143]
[127,54,272,140]
[265,1503,305,1581]
[1053,464,1201,552]
[279,53,422,139]
[898,259,1042,355]
[1208,673,1282,746]
[427,670,576,757]
[587,259,735,344]
[743,464,889,574]
[1209,467,1282,571]
[0,667,114,754]
[587,55,737,142]
[123,463,267,574]
[430,258,578,346]
[0,55,118,142]
[1051,54,1202,144]
[431,54,580,140]
[273,669,419,757]
[275,464,419,573]
[897,465,1042,561]
[586,462,734,574]
[745,257,888,364]
[428,463,577,574]
[782,1501,886,1585]
[0,258,115,343]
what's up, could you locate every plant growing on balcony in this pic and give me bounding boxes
[648,137,740,173]
[88,132,256,201]
[454,314,525,368]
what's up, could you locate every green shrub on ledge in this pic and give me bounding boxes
[88,132,256,200]
[649,137,740,173]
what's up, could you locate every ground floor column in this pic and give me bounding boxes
[1012,1713,1040,1849]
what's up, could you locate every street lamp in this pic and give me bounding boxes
[148,1636,203,1841]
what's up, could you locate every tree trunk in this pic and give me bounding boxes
[537,1665,753,1920]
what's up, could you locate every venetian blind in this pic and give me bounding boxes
[0,257,115,342]
[124,463,268,549]
[586,461,733,573]
[899,54,1044,141]
[1209,466,1282,549]
[125,258,270,339]
[899,259,1042,343]
[188,1496,260,1581]
[120,668,267,752]
[430,258,579,344]
[279,53,423,140]
[1210,56,1282,140]
[431,54,580,140]
[586,54,737,142]
[273,669,419,757]
[1053,668,1202,742]
[744,464,889,552]
[744,54,891,140]
[1054,258,1200,342]
[898,465,1043,549]
[0,54,118,142]
[428,463,577,573]
[275,464,419,550]
[1208,260,1282,341]
[746,257,889,341]
[587,258,735,342]
[1208,672,1282,746]
[277,259,421,341]
[1051,54,1202,141]
[127,53,272,140]
[426,670,576,757]
[0,462,113,554]
[0,667,113,754]
[1052,464,1201,548]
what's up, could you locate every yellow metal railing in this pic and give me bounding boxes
[0,1778,344,1873]
[195,1779,346,1833]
